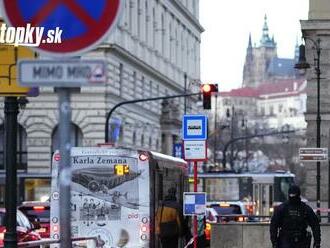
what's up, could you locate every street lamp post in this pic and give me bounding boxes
[213,94,218,165]
[242,117,249,170]
[225,106,236,169]
[295,37,322,220]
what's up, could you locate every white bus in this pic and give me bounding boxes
[50,147,188,248]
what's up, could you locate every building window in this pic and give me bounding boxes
[145,1,149,44]
[152,7,156,48]
[156,138,159,150]
[175,28,178,64]
[51,123,83,154]
[137,0,141,38]
[161,133,166,153]
[108,118,122,144]
[141,134,144,147]
[0,124,27,170]
[270,106,274,116]
[192,0,197,16]
[133,71,137,96]
[132,131,136,145]
[141,76,145,99]
[161,13,165,55]
[260,107,265,116]
[149,136,152,148]
[119,63,123,97]
[129,0,133,32]
[278,104,283,113]
[169,22,172,61]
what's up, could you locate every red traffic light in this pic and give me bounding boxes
[202,84,212,93]
[201,84,218,93]
[201,84,218,109]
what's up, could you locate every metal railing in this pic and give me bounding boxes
[0,236,105,248]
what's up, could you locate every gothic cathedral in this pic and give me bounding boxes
[242,15,301,88]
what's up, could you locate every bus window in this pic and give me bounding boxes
[157,173,163,202]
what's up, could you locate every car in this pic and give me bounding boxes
[207,201,248,223]
[0,208,41,245]
[18,201,50,238]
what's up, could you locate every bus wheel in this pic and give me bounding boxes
[88,181,99,192]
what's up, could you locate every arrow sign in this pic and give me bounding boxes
[299,148,328,162]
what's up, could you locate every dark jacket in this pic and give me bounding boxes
[270,200,321,246]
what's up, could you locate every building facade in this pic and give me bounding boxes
[301,0,330,204]
[0,0,203,203]
[242,15,300,88]
[216,79,307,131]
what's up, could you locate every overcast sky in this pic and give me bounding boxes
[200,0,309,91]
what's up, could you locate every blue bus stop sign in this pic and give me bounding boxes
[182,115,207,140]
[2,0,123,56]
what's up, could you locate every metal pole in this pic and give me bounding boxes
[184,73,187,114]
[328,159,330,222]
[4,97,19,248]
[316,39,321,220]
[105,93,200,142]
[245,119,248,169]
[58,88,72,248]
[230,106,234,169]
[193,161,197,248]
[213,95,218,164]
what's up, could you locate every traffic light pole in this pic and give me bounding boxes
[213,94,218,164]
[184,73,187,114]
[4,97,19,248]
[3,48,19,248]
[105,92,200,142]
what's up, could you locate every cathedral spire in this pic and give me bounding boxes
[260,14,276,48]
[263,14,269,34]
[246,33,253,60]
[248,33,252,48]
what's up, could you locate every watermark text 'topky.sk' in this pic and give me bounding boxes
[0,23,63,47]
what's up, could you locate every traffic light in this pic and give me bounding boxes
[201,84,218,109]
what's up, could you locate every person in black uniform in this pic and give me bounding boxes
[270,185,321,248]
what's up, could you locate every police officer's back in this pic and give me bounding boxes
[270,185,321,248]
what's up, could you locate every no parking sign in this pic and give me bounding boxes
[1,0,123,56]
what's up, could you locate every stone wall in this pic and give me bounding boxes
[301,19,330,203]
[210,223,330,248]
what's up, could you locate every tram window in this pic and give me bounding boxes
[269,185,273,207]
[275,177,294,202]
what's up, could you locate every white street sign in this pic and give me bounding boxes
[183,140,207,161]
[183,192,206,216]
[299,148,328,162]
[18,60,107,87]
